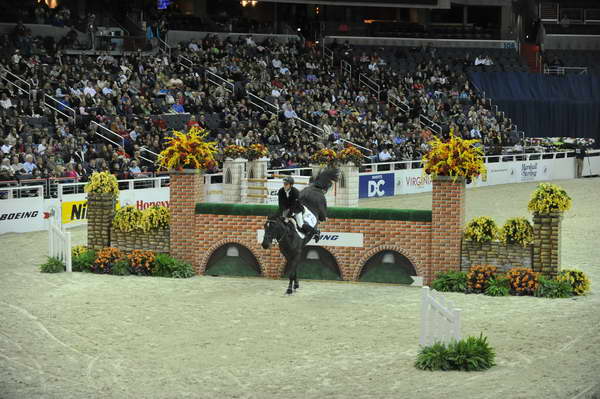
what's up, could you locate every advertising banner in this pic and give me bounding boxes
[257,230,363,247]
[395,170,432,195]
[359,173,395,198]
[0,197,46,234]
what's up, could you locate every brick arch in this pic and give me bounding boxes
[198,239,266,276]
[353,245,424,281]
[288,246,344,279]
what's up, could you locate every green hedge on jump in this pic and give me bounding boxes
[195,203,432,222]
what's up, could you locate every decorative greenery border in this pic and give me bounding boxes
[195,203,432,222]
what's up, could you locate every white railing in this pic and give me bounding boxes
[179,54,194,71]
[158,37,171,58]
[389,94,410,114]
[420,286,461,346]
[44,94,76,122]
[49,219,72,272]
[543,66,588,75]
[0,185,44,200]
[341,59,352,76]
[323,46,334,65]
[58,176,170,197]
[205,70,234,92]
[248,91,279,115]
[0,66,31,99]
[91,121,125,149]
[359,73,380,101]
[419,114,442,135]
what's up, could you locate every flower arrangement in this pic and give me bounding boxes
[84,171,119,196]
[310,148,337,166]
[500,217,534,247]
[127,250,156,276]
[246,143,269,161]
[157,126,218,170]
[557,269,591,296]
[337,146,364,167]
[422,133,486,182]
[527,183,572,214]
[222,144,247,159]
[112,206,143,233]
[71,245,88,258]
[467,265,498,294]
[464,216,498,243]
[506,267,540,296]
[92,247,123,274]
[139,206,170,232]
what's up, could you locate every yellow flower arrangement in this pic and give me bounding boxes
[112,206,143,233]
[464,216,498,243]
[311,148,337,166]
[246,143,269,161]
[71,245,88,258]
[139,206,170,232]
[422,133,486,182]
[337,146,364,167]
[500,217,534,247]
[84,171,119,196]
[527,183,572,214]
[223,145,247,159]
[557,269,591,296]
[157,126,218,171]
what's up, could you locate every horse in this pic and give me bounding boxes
[261,167,339,295]
[261,215,313,295]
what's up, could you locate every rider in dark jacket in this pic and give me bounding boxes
[278,176,302,217]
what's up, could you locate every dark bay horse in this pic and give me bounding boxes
[262,215,313,295]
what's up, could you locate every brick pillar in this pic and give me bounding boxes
[87,193,116,250]
[430,176,466,284]
[170,169,204,268]
[532,212,562,277]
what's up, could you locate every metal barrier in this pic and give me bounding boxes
[543,66,588,75]
[323,46,334,65]
[0,184,44,200]
[388,94,410,114]
[359,73,380,101]
[205,70,234,92]
[91,121,125,148]
[341,59,352,76]
[0,65,31,100]
[248,92,279,115]
[158,37,171,59]
[43,94,76,122]
[419,114,442,135]
[179,54,194,71]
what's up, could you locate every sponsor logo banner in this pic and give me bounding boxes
[257,230,363,247]
[359,173,395,198]
[0,196,45,234]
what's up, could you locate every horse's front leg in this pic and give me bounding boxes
[286,254,301,295]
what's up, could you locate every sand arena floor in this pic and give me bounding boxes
[1,178,599,399]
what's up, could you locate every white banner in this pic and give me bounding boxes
[0,196,46,234]
[257,229,363,247]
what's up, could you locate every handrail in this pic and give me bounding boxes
[157,37,171,59]
[91,121,125,148]
[179,54,193,71]
[340,59,352,76]
[0,185,44,200]
[204,69,234,91]
[323,46,334,65]
[389,94,410,114]
[544,65,588,75]
[0,65,31,93]
[43,95,76,122]
[419,114,442,135]
[359,73,380,101]
[248,91,279,114]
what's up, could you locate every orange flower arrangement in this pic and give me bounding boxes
[127,250,156,276]
[311,148,337,167]
[92,247,123,274]
[337,146,364,167]
[507,267,540,296]
[467,265,498,293]
[223,145,247,159]
[246,143,269,161]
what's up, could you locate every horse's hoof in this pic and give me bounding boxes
[293,284,299,290]
[286,288,293,295]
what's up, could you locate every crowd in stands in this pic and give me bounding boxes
[0,21,562,193]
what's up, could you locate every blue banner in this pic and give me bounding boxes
[359,173,395,198]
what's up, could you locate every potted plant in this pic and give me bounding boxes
[337,145,364,167]
[310,148,338,167]
[246,143,269,161]
[222,145,248,160]
[157,126,218,171]
[422,133,486,184]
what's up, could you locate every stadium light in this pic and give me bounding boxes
[241,0,258,6]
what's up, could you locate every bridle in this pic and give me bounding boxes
[266,219,286,243]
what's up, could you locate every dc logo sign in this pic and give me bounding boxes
[359,174,395,198]
[368,180,386,197]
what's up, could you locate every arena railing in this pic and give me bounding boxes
[204,70,234,92]
[543,66,588,75]
[323,47,334,65]
[179,54,194,71]
[247,92,279,115]
[157,37,171,59]
[418,114,442,135]
[388,94,410,114]
[0,185,44,200]
[43,94,76,123]
[359,73,381,102]
[340,59,352,76]
[90,121,125,149]
[0,65,31,101]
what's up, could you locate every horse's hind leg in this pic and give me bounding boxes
[293,277,299,290]
[286,278,293,295]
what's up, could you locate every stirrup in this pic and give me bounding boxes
[313,229,321,243]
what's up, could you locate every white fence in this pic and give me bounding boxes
[419,286,461,346]
[49,219,72,272]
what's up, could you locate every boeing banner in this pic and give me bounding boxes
[359,173,395,198]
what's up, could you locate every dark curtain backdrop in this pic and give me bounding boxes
[468,72,600,140]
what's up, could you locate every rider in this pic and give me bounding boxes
[277,176,320,242]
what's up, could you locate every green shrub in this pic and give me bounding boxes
[484,276,510,297]
[152,253,195,278]
[431,271,467,293]
[111,259,131,276]
[416,334,495,372]
[534,276,573,298]
[40,257,65,273]
[464,216,498,243]
[414,342,451,371]
[72,250,96,272]
[557,269,591,296]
